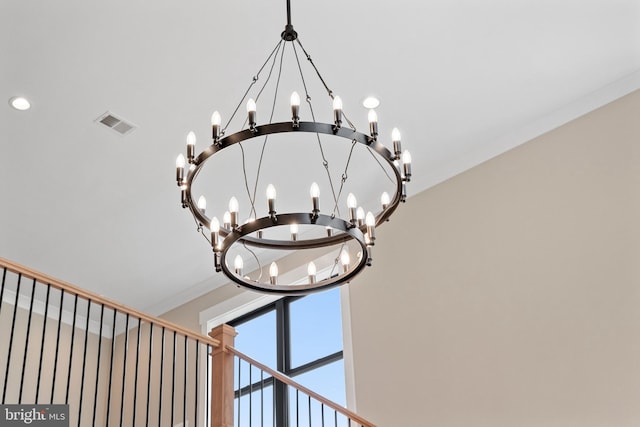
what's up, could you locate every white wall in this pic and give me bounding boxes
[345,90,640,426]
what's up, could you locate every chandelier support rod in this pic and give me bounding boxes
[282,0,297,41]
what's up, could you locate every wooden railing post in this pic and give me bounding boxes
[209,324,237,427]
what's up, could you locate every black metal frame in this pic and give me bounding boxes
[185,121,403,294]
[177,0,411,295]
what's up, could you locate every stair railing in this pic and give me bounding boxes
[223,344,376,427]
[0,257,220,426]
[1,257,376,427]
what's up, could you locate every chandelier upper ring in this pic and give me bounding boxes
[184,121,405,250]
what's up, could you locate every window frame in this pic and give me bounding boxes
[229,294,344,426]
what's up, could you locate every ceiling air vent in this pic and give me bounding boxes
[95,111,137,136]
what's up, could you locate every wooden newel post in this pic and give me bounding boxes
[209,324,238,427]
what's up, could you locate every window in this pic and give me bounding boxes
[229,287,345,425]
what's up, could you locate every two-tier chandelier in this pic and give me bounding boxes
[175,0,412,294]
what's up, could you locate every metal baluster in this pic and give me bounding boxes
[18,278,37,403]
[133,319,142,426]
[238,357,242,427]
[145,324,154,427]
[296,389,300,427]
[261,371,264,427]
[194,339,200,427]
[92,304,105,426]
[206,344,211,427]
[35,283,51,402]
[171,331,177,426]
[321,403,324,427]
[119,313,130,427]
[249,363,253,427]
[78,299,92,423]
[65,294,79,405]
[308,395,312,427]
[0,268,7,318]
[105,308,117,426]
[51,289,65,404]
[2,272,21,404]
[158,327,166,427]
[183,335,187,427]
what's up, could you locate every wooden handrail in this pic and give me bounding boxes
[0,257,219,347]
[227,345,377,427]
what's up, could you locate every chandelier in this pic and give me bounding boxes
[175,0,412,294]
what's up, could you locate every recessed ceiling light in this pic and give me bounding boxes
[9,96,31,111]
[362,96,380,109]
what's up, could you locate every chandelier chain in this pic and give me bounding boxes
[294,37,365,217]
[295,38,357,131]
[295,39,394,186]
[242,240,263,282]
[291,41,341,217]
[246,40,288,218]
[239,43,284,217]
[329,243,347,278]
[366,145,396,184]
[331,139,359,218]
[193,214,211,245]
[222,39,283,134]
[237,39,285,219]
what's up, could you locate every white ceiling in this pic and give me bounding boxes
[1,0,639,315]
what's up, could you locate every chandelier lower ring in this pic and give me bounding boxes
[218,213,369,294]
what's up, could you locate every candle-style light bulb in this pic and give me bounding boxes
[269,262,278,285]
[186,131,196,163]
[347,193,357,208]
[176,154,185,185]
[333,96,343,128]
[211,111,222,140]
[381,192,390,209]
[223,211,231,230]
[234,255,243,276]
[291,91,300,125]
[197,196,207,214]
[266,184,276,217]
[308,262,317,284]
[247,98,257,130]
[222,211,231,230]
[290,224,298,241]
[347,193,357,224]
[402,150,412,181]
[365,211,376,245]
[247,98,256,113]
[356,207,365,227]
[229,197,239,228]
[310,182,320,215]
[340,250,350,273]
[210,217,220,233]
[210,217,220,248]
[391,127,402,159]
[368,109,378,138]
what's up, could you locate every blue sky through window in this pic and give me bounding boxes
[231,287,346,426]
